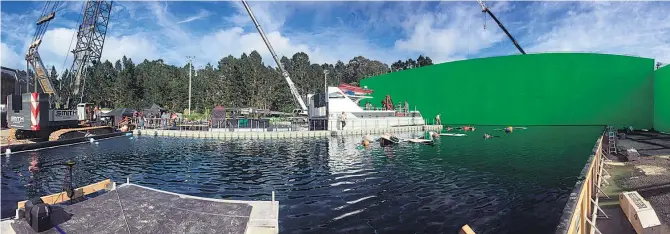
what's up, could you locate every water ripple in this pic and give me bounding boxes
[1,126,602,234]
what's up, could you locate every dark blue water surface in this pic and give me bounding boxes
[1,126,603,234]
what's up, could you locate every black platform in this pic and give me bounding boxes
[11,184,253,234]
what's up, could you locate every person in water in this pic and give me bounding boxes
[361,139,370,147]
[504,127,513,133]
[483,133,493,139]
[28,156,39,172]
[424,131,438,140]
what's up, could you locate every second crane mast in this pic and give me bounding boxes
[66,0,113,108]
[477,0,526,55]
[241,0,308,114]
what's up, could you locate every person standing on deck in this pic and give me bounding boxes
[404,101,409,113]
[92,106,99,121]
[339,112,347,130]
[161,112,167,129]
[435,114,441,125]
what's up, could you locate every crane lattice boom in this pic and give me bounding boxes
[477,0,526,55]
[25,1,61,104]
[66,0,113,108]
[241,0,308,113]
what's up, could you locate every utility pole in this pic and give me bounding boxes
[323,69,329,130]
[186,56,195,116]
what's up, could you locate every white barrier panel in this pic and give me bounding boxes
[619,191,662,234]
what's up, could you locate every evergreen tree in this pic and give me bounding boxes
[8,52,430,112]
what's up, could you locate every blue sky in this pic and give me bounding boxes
[2,1,670,72]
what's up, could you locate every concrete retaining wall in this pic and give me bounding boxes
[134,125,443,140]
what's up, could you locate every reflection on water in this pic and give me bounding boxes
[1,126,602,234]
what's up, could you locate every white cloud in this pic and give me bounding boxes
[4,1,670,74]
[198,27,309,66]
[41,28,76,59]
[136,1,399,67]
[196,26,394,66]
[1,24,160,73]
[101,33,160,63]
[392,1,519,63]
[177,9,211,24]
[526,2,670,63]
[1,12,37,46]
[1,42,24,69]
[2,1,510,71]
[225,1,294,33]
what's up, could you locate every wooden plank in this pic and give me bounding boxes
[17,179,112,210]
[460,224,476,234]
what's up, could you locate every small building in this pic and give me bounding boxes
[100,108,137,126]
[143,103,166,117]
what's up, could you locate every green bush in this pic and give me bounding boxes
[185,112,210,121]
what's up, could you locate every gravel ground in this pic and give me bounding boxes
[606,131,670,230]
[0,128,37,146]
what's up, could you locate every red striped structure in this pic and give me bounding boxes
[338,84,373,95]
[30,92,40,131]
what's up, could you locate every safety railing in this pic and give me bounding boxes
[128,116,433,132]
[555,130,609,234]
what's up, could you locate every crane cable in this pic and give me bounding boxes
[32,1,62,42]
[483,9,487,30]
[467,12,473,59]
[60,2,88,81]
[481,7,503,56]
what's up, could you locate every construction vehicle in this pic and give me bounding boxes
[477,0,526,55]
[6,0,114,141]
[241,0,308,115]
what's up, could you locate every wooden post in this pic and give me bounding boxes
[460,225,476,234]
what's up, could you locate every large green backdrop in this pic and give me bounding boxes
[655,65,670,132]
[360,53,655,128]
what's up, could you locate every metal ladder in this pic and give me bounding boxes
[607,126,617,156]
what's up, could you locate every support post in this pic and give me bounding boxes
[590,197,610,219]
[585,217,604,234]
[186,56,195,117]
[324,69,329,130]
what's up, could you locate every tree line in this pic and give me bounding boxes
[36,52,434,113]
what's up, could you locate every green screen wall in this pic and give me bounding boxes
[655,65,670,132]
[360,53,654,128]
